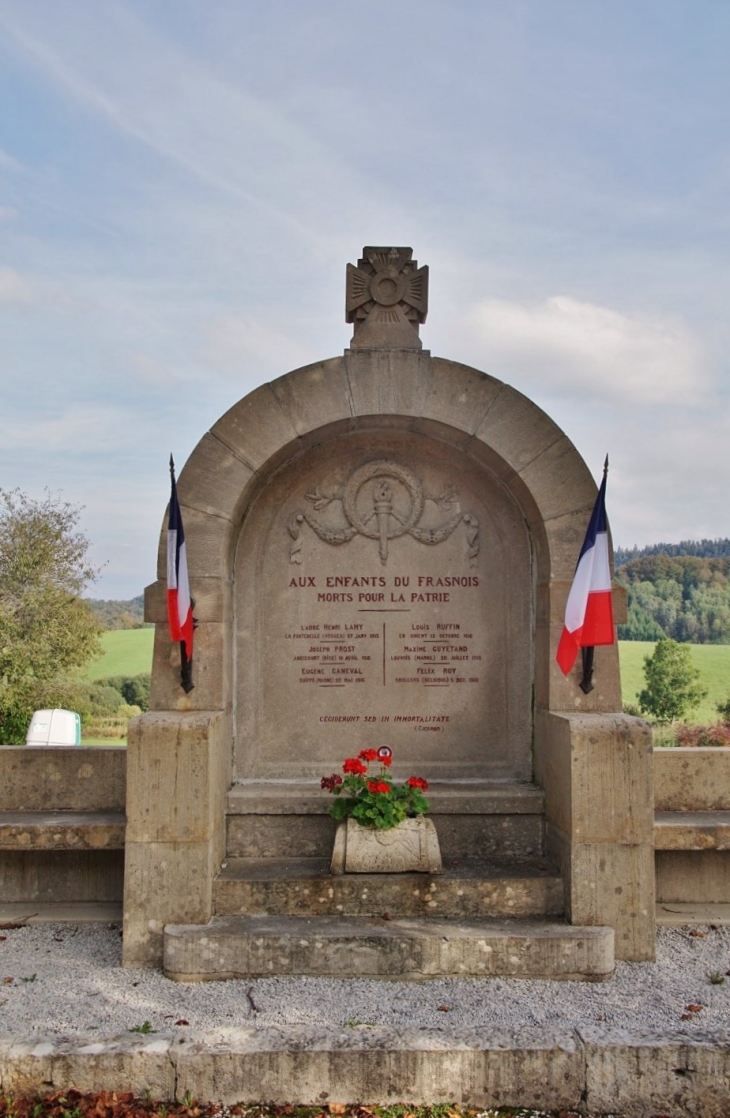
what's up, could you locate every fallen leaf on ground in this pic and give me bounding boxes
[175,1019,189,1026]
[437,1005,451,1012]
[685,1004,703,1013]
[689,930,708,938]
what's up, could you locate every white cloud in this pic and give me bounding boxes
[0,265,32,302]
[205,313,316,376]
[464,295,704,405]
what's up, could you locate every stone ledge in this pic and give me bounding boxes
[163,914,613,981]
[2,1025,730,1114]
[0,812,126,850]
[226,781,545,816]
[655,811,730,850]
[214,856,564,919]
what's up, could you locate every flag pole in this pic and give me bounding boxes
[167,454,196,693]
[578,455,610,694]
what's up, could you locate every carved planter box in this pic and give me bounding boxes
[330,816,443,875]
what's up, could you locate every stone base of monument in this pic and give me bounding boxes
[330,816,443,875]
[161,780,614,982]
[163,914,614,982]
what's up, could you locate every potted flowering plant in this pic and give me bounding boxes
[322,746,442,874]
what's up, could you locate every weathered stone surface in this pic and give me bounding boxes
[234,427,532,782]
[414,358,503,439]
[0,746,125,812]
[123,711,230,967]
[0,1033,175,1099]
[126,712,226,843]
[225,809,545,861]
[331,817,443,874]
[173,1026,583,1109]
[581,1025,730,1118]
[0,850,124,903]
[148,622,229,713]
[539,712,654,844]
[144,576,231,625]
[0,812,125,850]
[122,839,220,967]
[226,780,545,815]
[270,358,352,438]
[0,1027,584,1110]
[654,746,730,812]
[345,348,431,416]
[212,382,300,472]
[569,842,656,962]
[164,914,613,981]
[656,849,730,903]
[214,857,564,919]
[155,505,232,582]
[655,811,730,850]
[177,433,256,522]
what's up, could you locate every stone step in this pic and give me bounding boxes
[163,914,614,982]
[226,781,546,860]
[0,811,126,850]
[214,856,563,919]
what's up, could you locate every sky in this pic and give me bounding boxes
[0,0,728,598]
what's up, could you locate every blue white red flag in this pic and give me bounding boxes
[556,462,614,675]
[167,457,194,690]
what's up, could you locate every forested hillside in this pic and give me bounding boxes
[615,539,730,566]
[616,555,730,643]
[87,595,149,630]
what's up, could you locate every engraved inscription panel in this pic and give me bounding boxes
[234,430,533,781]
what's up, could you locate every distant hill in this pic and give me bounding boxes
[87,594,151,630]
[616,553,730,643]
[615,539,730,567]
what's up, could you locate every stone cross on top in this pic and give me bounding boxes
[346,246,429,350]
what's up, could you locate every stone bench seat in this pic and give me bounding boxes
[654,811,730,851]
[0,811,126,851]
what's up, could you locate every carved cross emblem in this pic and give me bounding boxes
[346,247,428,345]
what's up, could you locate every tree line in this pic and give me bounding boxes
[616,553,730,643]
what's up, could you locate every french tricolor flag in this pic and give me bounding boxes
[167,457,195,691]
[556,462,615,675]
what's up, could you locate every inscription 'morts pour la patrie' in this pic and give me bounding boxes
[281,459,482,712]
[288,460,479,568]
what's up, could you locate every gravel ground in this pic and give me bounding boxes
[0,923,730,1039]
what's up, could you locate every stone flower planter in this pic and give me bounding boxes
[330,816,443,875]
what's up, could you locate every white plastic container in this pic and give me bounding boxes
[25,709,81,748]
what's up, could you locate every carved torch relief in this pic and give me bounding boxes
[288,460,479,568]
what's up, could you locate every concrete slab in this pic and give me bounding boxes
[655,810,730,849]
[0,811,126,850]
[0,902,122,923]
[163,914,613,982]
[214,856,564,919]
[1,1024,729,1115]
[656,901,730,926]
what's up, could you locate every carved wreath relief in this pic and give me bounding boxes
[288,461,479,567]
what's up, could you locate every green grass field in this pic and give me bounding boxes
[619,640,730,723]
[86,628,154,680]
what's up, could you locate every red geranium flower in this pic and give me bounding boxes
[407,776,428,791]
[367,780,391,794]
[380,754,392,767]
[343,757,367,775]
[359,749,378,762]
[320,773,343,791]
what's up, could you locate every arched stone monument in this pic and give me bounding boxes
[123,248,654,975]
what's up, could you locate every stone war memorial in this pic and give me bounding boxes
[124,246,655,979]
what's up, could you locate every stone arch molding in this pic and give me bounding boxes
[146,348,608,716]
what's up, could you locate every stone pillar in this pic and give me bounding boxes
[122,710,229,967]
[536,710,655,961]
